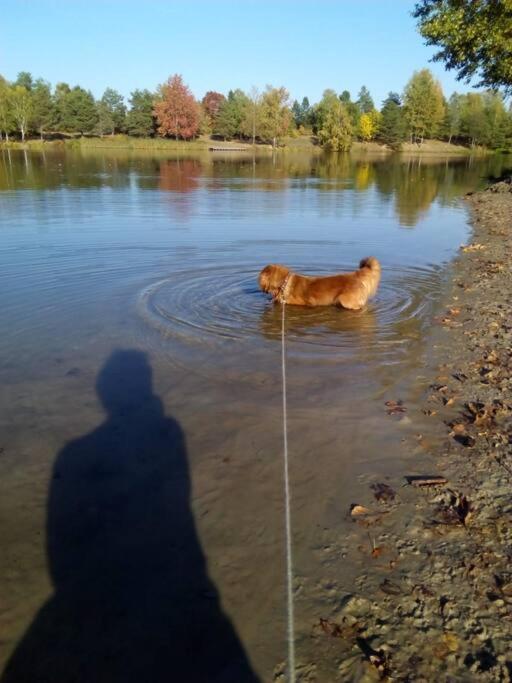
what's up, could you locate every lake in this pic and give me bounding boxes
[0,148,509,682]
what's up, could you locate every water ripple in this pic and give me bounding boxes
[137,262,444,368]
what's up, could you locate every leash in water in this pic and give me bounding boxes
[281,301,296,683]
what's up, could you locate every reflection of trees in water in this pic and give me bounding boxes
[1,149,511,227]
[158,158,202,193]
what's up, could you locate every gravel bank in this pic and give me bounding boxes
[313,182,512,682]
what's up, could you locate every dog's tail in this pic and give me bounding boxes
[359,256,380,272]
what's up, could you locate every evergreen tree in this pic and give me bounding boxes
[357,86,374,113]
[52,82,71,129]
[31,79,54,139]
[125,89,156,137]
[291,96,312,128]
[338,89,360,128]
[59,86,99,134]
[403,69,445,142]
[316,90,352,151]
[214,89,250,139]
[97,88,126,135]
[377,92,406,148]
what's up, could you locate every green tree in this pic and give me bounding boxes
[214,89,250,139]
[0,76,15,141]
[377,92,406,149]
[403,69,445,142]
[291,96,312,128]
[240,86,262,144]
[31,79,54,139]
[339,89,360,128]
[97,87,126,135]
[357,86,374,114]
[59,86,98,135]
[14,71,33,91]
[444,93,462,143]
[52,82,71,130]
[459,93,488,147]
[414,0,512,92]
[257,86,291,147]
[10,85,33,141]
[125,89,156,137]
[482,90,509,148]
[316,90,352,151]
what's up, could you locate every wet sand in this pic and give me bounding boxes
[310,182,512,681]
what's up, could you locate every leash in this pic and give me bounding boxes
[281,301,296,683]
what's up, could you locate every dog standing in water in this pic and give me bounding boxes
[258,257,381,310]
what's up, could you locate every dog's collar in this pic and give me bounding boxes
[276,273,292,304]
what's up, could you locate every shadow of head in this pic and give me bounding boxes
[96,349,155,416]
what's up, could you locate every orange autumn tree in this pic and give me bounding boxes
[154,74,200,140]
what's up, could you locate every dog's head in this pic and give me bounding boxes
[258,264,290,297]
[358,256,381,298]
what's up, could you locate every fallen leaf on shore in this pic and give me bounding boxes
[443,632,459,652]
[448,307,461,316]
[371,546,383,558]
[406,475,448,487]
[371,482,396,502]
[385,399,406,415]
[350,504,370,517]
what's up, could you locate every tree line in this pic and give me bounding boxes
[0,69,510,151]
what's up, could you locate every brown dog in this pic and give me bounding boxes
[258,257,381,309]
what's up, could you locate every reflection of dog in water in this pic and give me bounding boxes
[258,257,381,310]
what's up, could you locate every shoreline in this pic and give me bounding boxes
[0,136,491,156]
[323,181,512,681]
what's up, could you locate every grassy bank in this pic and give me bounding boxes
[0,134,492,156]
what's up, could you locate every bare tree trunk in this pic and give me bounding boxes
[40,127,44,141]
[21,125,25,142]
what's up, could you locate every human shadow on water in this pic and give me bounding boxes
[2,350,259,683]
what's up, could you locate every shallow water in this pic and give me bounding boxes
[0,149,510,681]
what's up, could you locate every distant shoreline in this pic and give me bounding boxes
[0,134,492,156]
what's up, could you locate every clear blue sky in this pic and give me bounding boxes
[1,0,473,106]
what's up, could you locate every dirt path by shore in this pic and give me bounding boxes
[310,183,512,682]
